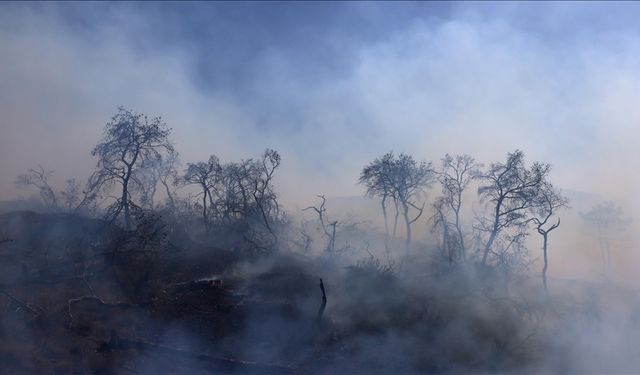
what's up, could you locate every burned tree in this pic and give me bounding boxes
[137,150,180,210]
[476,150,549,265]
[360,152,433,256]
[182,155,221,229]
[436,154,482,262]
[250,149,281,242]
[215,149,282,243]
[88,107,173,230]
[16,165,59,210]
[359,152,397,252]
[532,182,568,291]
[303,195,338,253]
[393,154,434,255]
[431,196,455,263]
[60,178,82,212]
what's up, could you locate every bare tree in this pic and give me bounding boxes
[476,150,550,265]
[581,201,631,278]
[251,149,281,242]
[392,154,434,255]
[182,155,221,229]
[532,183,568,291]
[431,196,454,263]
[157,151,180,212]
[88,107,173,230]
[359,152,397,253]
[181,149,282,246]
[360,152,433,256]
[303,195,338,253]
[436,154,482,262]
[60,178,82,212]
[16,165,58,210]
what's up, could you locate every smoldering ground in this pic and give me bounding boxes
[3,205,640,374]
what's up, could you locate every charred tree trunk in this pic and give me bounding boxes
[392,200,399,241]
[317,278,327,323]
[542,232,548,291]
[122,172,132,230]
[482,197,503,265]
[454,205,466,262]
[381,196,390,255]
[402,202,411,256]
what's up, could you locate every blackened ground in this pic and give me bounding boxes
[2,211,640,374]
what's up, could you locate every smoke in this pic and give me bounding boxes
[2,4,640,371]
[1,3,639,204]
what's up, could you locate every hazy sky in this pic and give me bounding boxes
[1,2,640,208]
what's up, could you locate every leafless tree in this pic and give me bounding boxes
[213,150,282,238]
[476,150,550,266]
[16,165,58,210]
[182,155,221,229]
[359,152,397,253]
[436,154,482,262]
[431,196,454,263]
[154,151,180,212]
[88,107,173,230]
[60,178,82,212]
[137,153,180,210]
[581,201,631,278]
[392,154,434,255]
[251,149,281,242]
[531,183,568,291]
[360,152,434,256]
[303,195,338,253]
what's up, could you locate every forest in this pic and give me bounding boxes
[1,106,638,374]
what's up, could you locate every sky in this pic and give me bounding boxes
[1,2,640,210]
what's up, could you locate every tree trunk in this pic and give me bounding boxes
[542,232,548,291]
[403,202,411,256]
[202,186,209,230]
[482,198,503,265]
[122,170,132,230]
[454,211,466,262]
[161,178,175,211]
[392,201,399,241]
[381,196,389,255]
[481,228,498,265]
[444,221,451,264]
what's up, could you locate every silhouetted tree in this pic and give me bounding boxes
[360,152,434,255]
[392,154,434,255]
[532,182,568,291]
[60,178,82,212]
[303,195,338,253]
[476,150,549,265]
[215,150,282,232]
[182,155,221,229]
[359,152,397,253]
[16,165,58,210]
[157,151,180,212]
[436,154,482,262]
[137,152,179,210]
[251,149,281,242]
[431,196,454,263]
[88,107,173,230]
